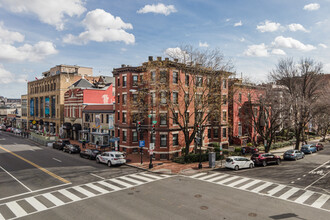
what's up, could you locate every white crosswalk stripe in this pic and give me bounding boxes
[0,172,169,220]
[188,172,330,212]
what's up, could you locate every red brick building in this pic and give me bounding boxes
[228,79,266,146]
[113,57,230,160]
[63,76,115,140]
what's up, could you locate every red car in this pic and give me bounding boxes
[251,153,281,167]
[313,143,324,151]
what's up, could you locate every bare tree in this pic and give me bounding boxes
[270,58,325,149]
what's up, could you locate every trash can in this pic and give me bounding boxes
[209,152,216,168]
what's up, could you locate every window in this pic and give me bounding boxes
[185,75,189,86]
[51,96,56,117]
[122,94,127,105]
[208,129,211,138]
[222,127,227,138]
[151,71,156,82]
[151,92,156,106]
[117,111,120,121]
[222,95,227,105]
[140,74,143,83]
[238,123,242,136]
[160,92,167,104]
[173,92,178,104]
[132,113,138,123]
[117,77,120,87]
[85,113,90,122]
[238,93,242,103]
[222,79,227,89]
[173,134,178,146]
[123,76,127,87]
[173,112,178,125]
[101,114,104,123]
[160,71,167,83]
[214,128,219,138]
[173,72,178,84]
[222,111,227,121]
[253,108,258,117]
[160,113,167,125]
[132,94,138,103]
[196,94,202,104]
[117,95,120,104]
[184,93,189,103]
[132,131,138,142]
[106,114,109,123]
[35,98,39,117]
[160,135,167,147]
[196,77,202,87]
[132,75,138,86]
[123,131,127,142]
[40,97,44,117]
[122,112,126,123]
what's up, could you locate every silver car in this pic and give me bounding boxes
[283,150,304,160]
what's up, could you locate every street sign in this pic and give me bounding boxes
[152,121,157,124]
[148,114,152,118]
[220,151,223,155]
[32,120,36,125]
[139,140,145,148]
[149,150,154,155]
[150,143,155,150]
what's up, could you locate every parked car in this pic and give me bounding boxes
[53,139,71,150]
[251,153,281,166]
[242,146,259,154]
[6,127,12,132]
[301,144,317,154]
[225,156,254,170]
[313,143,324,151]
[283,150,304,160]
[96,151,126,167]
[63,144,81,154]
[13,128,22,135]
[80,149,102,160]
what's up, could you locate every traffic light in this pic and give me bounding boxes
[137,121,141,132]
[152,124,155,134]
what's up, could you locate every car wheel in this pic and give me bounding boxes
[96,158,100,163]
[234,165,239,171]
[276,159,281,165]
[249,163,253,169]
[262,161,267,167]
[107,161,112,167]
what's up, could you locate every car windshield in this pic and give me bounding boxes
[226,158,233,162]
[115,154,123,158]
[286,150,294,153]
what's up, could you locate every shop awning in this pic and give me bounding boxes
[109,137,120,143]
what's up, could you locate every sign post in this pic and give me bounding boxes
[139,140,145,164]
[149,143,154,169]
[220,142,223,168]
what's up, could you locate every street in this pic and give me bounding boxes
[1,132,330,219]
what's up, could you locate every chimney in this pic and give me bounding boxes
[121,64,126,68]
[157,56,162,61]
[174,58,178,62]
[165,58,169,61]
[148,56,153,61]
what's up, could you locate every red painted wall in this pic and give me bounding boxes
[83,85,115,104]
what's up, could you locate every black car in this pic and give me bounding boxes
[53,139,71,150]
[80,149,102,160]
[63,144,81,154]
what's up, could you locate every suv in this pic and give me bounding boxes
[251,153,281,167]
[96,151,126,167]
[53,139,70,150]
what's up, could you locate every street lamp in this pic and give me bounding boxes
[197,125,203,169]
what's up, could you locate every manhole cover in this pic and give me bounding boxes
[194,194,202,198]
[248,213,257,217]
[200,206,208,210]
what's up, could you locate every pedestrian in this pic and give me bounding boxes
[242,147,246,155]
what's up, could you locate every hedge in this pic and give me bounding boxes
[172,152,227,164]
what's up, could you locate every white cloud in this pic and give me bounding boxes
[271,49,286,55]
[0,23,57,61]
[272,36,316,52]
[199,41,209,47]
[63,9,135,45]
[287,23,309,32]
[0,22,24,44]
[240,37,245,42]
[0,64,27,84]
[0,0,86,31]
[164,47,189,62]
[226,18,231,22]
[234,21,242,27]
[303,3,320,11]
[244,43,269,57]
[137,3,177,16]
[257,20,281,32]
[319,43,327,48]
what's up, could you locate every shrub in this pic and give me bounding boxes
[234,147,242,153]
[247,142,253,147]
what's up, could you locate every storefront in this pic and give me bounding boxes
[72,123,82,140]
[79,130,90,143]
[90,132,110,148]
[62,122,72,139]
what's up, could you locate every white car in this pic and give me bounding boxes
[225,156,254,171]
[96,151,126,167]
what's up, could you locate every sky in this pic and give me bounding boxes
[0,0,329,98]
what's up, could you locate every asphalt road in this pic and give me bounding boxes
[215,140,330,195]
[0,131,142,203]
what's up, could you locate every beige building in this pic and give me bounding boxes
[27,65,94,135]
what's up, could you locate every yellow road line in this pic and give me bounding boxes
[0,146,71,184]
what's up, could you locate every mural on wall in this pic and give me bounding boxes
[45,97,50,117]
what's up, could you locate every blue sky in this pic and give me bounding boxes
[0,0,329,98]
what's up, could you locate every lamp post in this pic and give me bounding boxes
[197,125,202,169]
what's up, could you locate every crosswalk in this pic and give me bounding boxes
[0,172,171,220]
[189,172,330,212]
